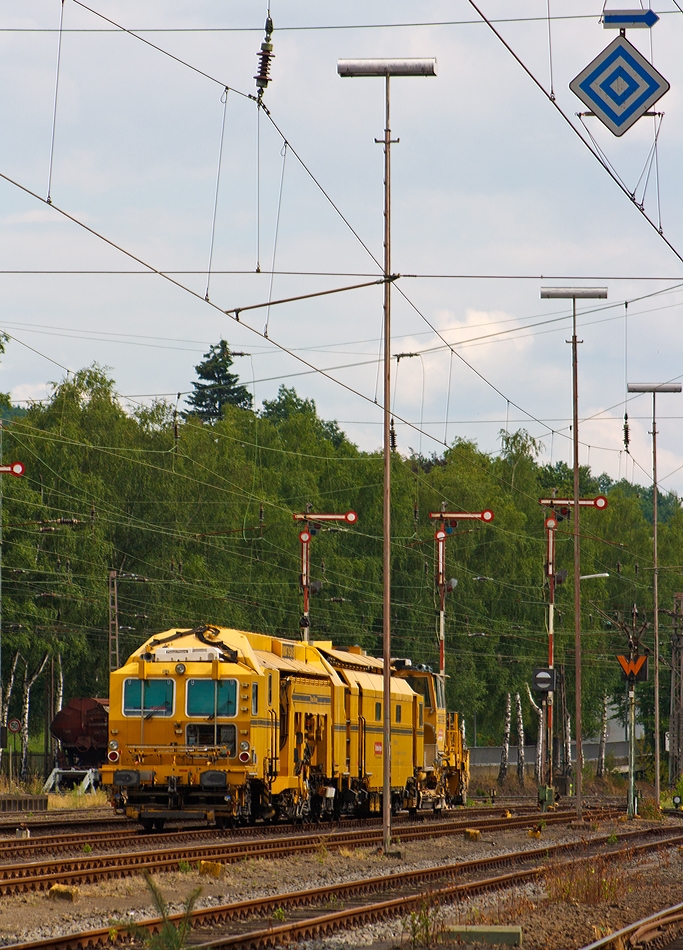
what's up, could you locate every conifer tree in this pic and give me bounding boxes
[186,340,252,421]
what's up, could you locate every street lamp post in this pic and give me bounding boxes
[627,381,682,807]
[540,287,607,819]
[338,57,436,853]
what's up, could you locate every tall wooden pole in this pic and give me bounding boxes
[382,73,393,854]
[652,392,660,806]
[572,298,583,819]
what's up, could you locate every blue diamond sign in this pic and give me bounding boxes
[570,35,669,136]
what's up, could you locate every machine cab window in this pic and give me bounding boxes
[123,678,174,717]
[186,679,237,717]
[405,675,433,710]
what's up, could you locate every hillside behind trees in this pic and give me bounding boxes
[2,361,681,753]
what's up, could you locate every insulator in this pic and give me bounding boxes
[390,418,397,452]
[623,412,630,452]
[254,16,275,94]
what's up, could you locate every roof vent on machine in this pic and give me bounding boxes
[191,624,239,664]
[392,658,413,670]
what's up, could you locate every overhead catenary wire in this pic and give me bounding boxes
[50,0,683,331]
[46,0,66,205]
[256,104,261,272]
[5,10,682,33]
[464,0,683,268]
[545,0,555,101]
[71,0,255,100]
[264,141,288,337]
[204,87,230,303]
[5,1,683,488]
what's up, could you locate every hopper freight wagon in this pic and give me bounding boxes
[51,697,109,768]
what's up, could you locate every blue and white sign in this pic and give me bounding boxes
[570,36,669,136]
[603,9,659,29]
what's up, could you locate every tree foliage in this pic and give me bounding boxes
[1,359,680,756]
[185,340,253,421]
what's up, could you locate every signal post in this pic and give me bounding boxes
[293,510,357,642]
[539,494,607,805]
[429,507,494,679]
[615,604,649,818]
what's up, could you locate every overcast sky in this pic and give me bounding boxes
[2,2,683,494]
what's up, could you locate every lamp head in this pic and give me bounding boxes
[338,58,437,77]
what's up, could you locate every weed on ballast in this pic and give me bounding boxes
[178,860,192,873]
[272,906,286,922]
[117,871,201,950]
[639,797,663,821]
[401,893,442,949]
[82,843,92,854]
[545,855,629,905]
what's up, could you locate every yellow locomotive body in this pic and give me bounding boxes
[100,624,469,828]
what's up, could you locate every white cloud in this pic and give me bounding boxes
[11,381,51,404]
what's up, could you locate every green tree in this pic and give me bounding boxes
[185,341,253,422]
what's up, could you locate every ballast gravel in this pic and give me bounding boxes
[0,816,678,948]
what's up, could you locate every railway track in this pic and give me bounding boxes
[579,899,683,948]
[0,805,595,861]
[8,824,681,950]
[0,808,621,895]
[0,802,539,839]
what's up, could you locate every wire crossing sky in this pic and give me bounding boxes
[1,1,683,491]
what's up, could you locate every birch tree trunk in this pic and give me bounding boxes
[597,694,608,778]
[498,693,511,787]
[52,654,64,766]
[516,692,525,787]
[20,653,49,782]
[565,714,572,775]
[55,654,63,714]
[0,651,20,770]
[526,683,544,785]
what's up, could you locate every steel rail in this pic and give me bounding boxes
[8,826,681,950]
[0,807,602,862]
[578,899,683,949]
[0,809,620,895]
